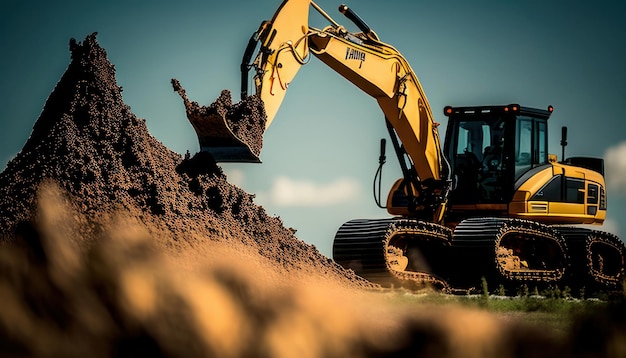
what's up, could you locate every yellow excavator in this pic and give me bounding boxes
[186,0,625,293]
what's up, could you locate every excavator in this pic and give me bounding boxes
[185,0,625,293]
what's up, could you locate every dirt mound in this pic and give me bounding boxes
[0,32,365,285]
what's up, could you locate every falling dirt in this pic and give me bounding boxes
[0,33,625,358]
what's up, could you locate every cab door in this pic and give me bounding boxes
[546,173,586,217]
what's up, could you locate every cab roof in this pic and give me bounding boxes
[443,104,554,120]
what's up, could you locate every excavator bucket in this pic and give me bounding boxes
[173,80,265,163]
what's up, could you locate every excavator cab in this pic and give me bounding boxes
[443,104,551,207]
[443,104,610,228]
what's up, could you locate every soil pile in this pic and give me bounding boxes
[0,32,363,284]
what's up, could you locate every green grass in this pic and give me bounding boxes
[385,290,606,313]
[379,278,625,336]
[381,289,612,335]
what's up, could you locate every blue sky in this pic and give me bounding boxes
[1,0,625,256]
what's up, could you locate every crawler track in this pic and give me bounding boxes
[449,218,568,289]
[334,217,625,293]
[333,218,452,291]
[553,226,625,290]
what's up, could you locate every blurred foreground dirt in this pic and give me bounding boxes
[0,33,625,358]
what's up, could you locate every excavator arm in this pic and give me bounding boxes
[198,0,451,222]
[244,1,446,181]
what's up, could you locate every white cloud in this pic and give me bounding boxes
[604,141,626,195]
[263,176,361,207]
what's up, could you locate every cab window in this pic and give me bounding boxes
[515,117,548,179]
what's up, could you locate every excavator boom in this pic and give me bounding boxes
[307,25,444,181]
